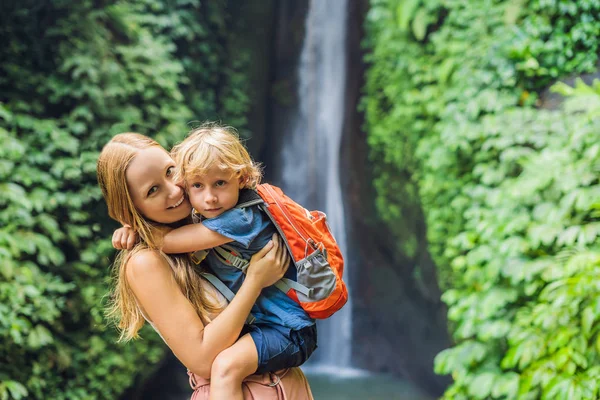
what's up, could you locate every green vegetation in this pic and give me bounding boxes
[0,1,252,398]
[4,0,600,398]
[363,0,600,398]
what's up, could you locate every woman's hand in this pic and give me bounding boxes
[112,224,138,250]
[245,234,290,289]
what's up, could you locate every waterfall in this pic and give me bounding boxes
[274,0,353,371]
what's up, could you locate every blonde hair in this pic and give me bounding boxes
[97,133,219,341]
[171,122,262,190]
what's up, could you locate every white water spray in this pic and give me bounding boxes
[277,0,352,370]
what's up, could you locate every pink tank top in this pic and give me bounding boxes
[187,368,314,400]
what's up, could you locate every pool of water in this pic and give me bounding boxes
[304,367,433,400]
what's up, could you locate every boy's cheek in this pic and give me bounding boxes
[187,192,201,208]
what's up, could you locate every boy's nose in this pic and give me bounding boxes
[205,191,217,203]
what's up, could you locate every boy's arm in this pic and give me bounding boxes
[161,223,233,254]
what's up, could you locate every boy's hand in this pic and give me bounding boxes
[245,234,289,288]
[112,224,138,250]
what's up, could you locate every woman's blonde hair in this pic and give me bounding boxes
[97,132,219,341]
[171,122,262,189]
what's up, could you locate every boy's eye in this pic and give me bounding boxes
[215,180,226,187]
[166,166,174,177]
[191,183,203,189]
[147,186,158,196]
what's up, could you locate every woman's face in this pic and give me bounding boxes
[126,146,192,224]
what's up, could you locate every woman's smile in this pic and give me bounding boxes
[168,195,185,209]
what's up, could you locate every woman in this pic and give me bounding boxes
[97,133,314,399]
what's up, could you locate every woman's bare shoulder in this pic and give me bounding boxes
[127,248,164,264]
[125,249,170,282]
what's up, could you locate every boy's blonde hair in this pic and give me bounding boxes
[172,122,262,189]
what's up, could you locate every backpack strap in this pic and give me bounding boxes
[199,272,256,325]
[213,245,250,272]
[274,278,313,298]
[213,247,313,298]
[191,249,209,265]
[236,188,264,209]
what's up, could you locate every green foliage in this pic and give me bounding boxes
[364,0,600,287]
[364,0,600,398]
[0,1,253,398]
[433,89,600,399]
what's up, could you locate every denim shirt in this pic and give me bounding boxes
[202,205,314,331]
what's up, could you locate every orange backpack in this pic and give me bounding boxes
[201,183,348,319]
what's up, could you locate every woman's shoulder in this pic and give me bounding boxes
[126,248,166,267]
[125,248,170,282]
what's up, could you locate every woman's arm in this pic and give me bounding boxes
[126,235,288,378]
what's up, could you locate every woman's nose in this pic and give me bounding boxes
[168,183,182,199]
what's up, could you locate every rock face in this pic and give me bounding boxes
[226,0,277,156]
[538,67,600,110]
[339,0,451,396]
[259,0,309,180]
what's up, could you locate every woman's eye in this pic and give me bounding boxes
[147,186,158,196]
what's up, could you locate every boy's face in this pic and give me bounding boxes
[187,166,241,219]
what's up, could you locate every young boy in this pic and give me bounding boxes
[162,124,317,400]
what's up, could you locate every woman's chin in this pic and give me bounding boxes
[174,202,193,216]
[159,202,192,224]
